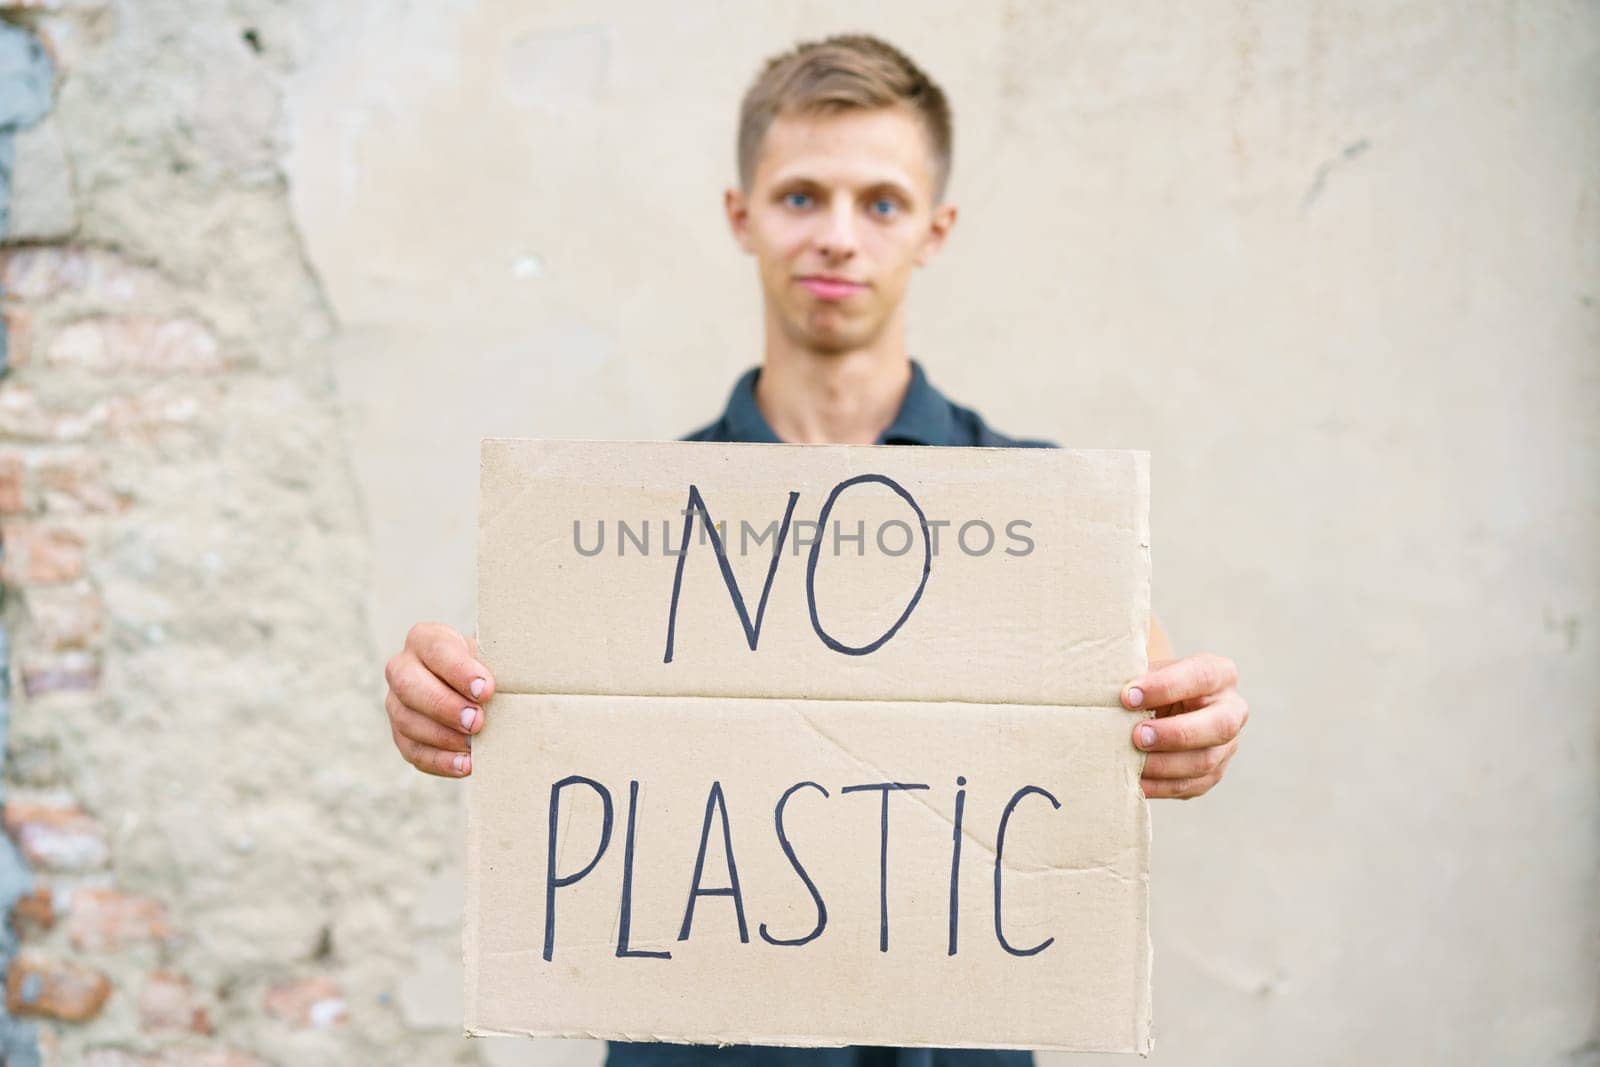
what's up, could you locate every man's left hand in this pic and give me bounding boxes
[1122,653,1247,799]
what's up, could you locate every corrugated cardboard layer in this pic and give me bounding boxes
[478,439,1149,706]
[465,693,1152,1053]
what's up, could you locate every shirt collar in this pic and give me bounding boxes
[721,364,783,444]
[877,359,956,445]
[720,359,955,446]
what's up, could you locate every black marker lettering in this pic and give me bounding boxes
[842,781,930,952]
[948,774,967,956]
[662,485,799,663]
[543,775,614,962]
[678,781,749,943]
[616,780,671,960]
[994,784,1062,958]
[807,475,932,656]
[759,781,830,947]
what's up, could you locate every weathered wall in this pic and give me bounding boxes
[0,1,486,1064]
[0,1,1594,1065]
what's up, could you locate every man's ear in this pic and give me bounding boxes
[724,187,754,254]
[914,201,958,267]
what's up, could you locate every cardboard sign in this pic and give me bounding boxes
[466,440,1153,1053]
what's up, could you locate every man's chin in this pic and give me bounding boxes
[796,316,873,355]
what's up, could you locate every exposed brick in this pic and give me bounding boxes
[0,450,24,513]
[67,887,175,951]
[6,952,112,1021]
[37,450,128,512]
[264,976,347,1028]
[13,884,58,931]
[48,316,221,374]
[3,303,34,368]
[4,800,110,871]
[139,971,211,1035]
[0,519,85,584]
[25,582,104,650]
[21,651,102,696]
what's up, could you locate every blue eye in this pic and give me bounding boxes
[870,198,898,217]
[783,192,812,209]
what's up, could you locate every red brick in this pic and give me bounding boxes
[12,884,57,931]
[0,451,24,513]
[4,800,110,871]
[138,971,211,1035]
[48,316,220,373]
[6,952,111,1021]
[264,976,347,1028]
[3,303,33,368]
[67,888,175,951]
[0,519,85,584]
[25,584,103,650]
[21,652,102,696]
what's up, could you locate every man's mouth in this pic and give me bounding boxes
[796,275,866,301]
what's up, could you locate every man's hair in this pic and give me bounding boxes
[737,34,953,203]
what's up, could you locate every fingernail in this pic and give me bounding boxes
[469,678,486,700]
[459,707,477,731]
[453,754,470,775]
[1137,724,1156,749]
[1126,686,1144,708]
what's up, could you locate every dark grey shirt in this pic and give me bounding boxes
[684,360,1057,450]
[607,360,1049,1067]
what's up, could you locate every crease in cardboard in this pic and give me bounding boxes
[790,701,1134,872]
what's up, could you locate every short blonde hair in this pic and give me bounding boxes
[737,34,953,202]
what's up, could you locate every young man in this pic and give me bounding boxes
[384,33,1248,1067]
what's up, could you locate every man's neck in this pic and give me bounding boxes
[754,326,913,446]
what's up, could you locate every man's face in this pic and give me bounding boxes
[725,106,957,355]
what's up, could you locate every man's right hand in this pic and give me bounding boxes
[384,622,495,777]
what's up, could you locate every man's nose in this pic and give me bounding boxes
[814,201,860,259]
